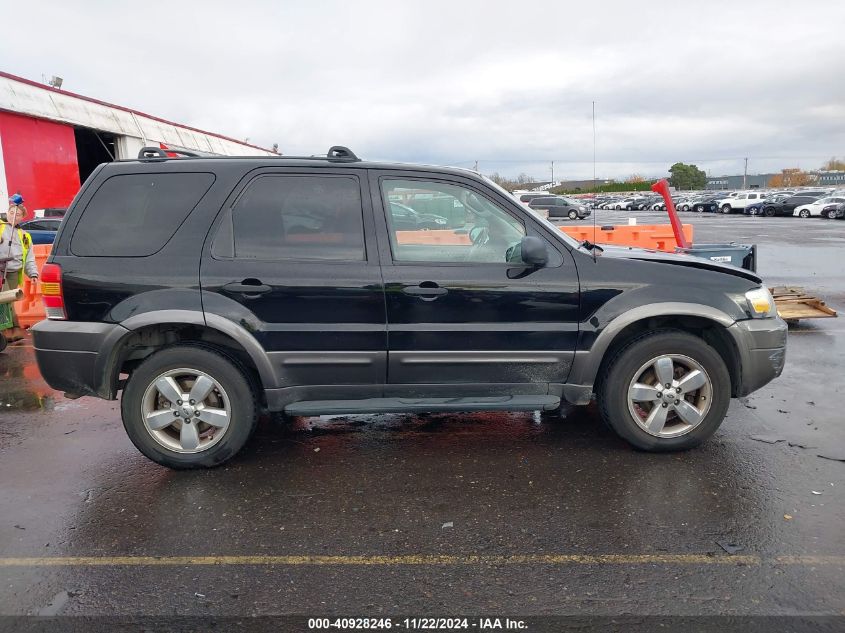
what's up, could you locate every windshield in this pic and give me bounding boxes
[480,175,582,249]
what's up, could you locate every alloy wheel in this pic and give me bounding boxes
[141,368,232,453]
[626,354,713,438]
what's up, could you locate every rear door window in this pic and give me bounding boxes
[213,174,365,261]
[71,172,214,257]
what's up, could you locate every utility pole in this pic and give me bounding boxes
[473,160,478,173]
[743,157,748,189]
[551,160,555,186]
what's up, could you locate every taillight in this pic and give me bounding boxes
[40,263,66,320]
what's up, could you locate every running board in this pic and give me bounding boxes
[284,395,561,416]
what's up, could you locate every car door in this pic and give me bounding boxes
[783,196,807,212]
[369,170,581,393]
[200,168,387,393]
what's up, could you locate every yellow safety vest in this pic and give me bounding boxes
[0,222,31,286]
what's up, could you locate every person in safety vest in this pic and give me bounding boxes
[1,195,38,343]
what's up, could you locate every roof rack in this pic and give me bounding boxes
[136,145,362,162]
[326,146,360,162]
[138,147,201,159]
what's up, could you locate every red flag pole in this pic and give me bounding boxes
[651,179,690,249]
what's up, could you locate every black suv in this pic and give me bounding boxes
[32,146,787,469]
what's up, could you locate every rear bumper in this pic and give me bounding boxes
[32,320,127,398]
[728,317,788,397]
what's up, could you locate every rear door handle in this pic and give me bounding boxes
[222,281,272,296]
[402,283,448,301]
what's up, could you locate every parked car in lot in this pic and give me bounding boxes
[757,193,824,217]
[32,146,786,468]
[745,193,790,215]
[528,196,591,219]
[829,202,845,219]
[691,196,722,213]
[793,197,845,218]
[18,218,62,244]
[388,202,449,229]
[513,191,551,207]
[717,192,767,214]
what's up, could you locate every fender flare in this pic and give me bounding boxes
[567,302,737,391]
[96,310,277,397]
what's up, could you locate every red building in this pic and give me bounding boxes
[0,71,275,215]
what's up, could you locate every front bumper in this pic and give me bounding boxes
[728,317,788,397]
[32,320,128,398]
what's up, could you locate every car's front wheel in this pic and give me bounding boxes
[721,204,732,214]
[798,209,810,218]
[597,330,731,451]
[121,346,258,469]
[568,209,578,220]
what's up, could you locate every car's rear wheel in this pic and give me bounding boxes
[597,330,730,451]
[799,209,810,218]
[121,346,258,469]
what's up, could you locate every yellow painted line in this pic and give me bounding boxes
[773,555,845,565]
[0,553,765,567]
[0,554,841,568]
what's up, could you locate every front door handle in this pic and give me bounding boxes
[402,283,448,301]
[222,280,272,297]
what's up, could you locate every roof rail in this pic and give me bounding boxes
[138,146,201,159]
[135,145,361,162]
[327,146,360,162]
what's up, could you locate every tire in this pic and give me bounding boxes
[695,205,703,213]
[568,210,578,220]
[597,330,731,452]
[721,204,731,214]
[121,345,258,469]
[764,208,775,217]
[826,210,837,219]
[798,210,810,218]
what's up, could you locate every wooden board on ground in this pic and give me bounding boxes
[769,286,838,321]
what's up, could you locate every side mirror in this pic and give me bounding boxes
[519,235,548,267]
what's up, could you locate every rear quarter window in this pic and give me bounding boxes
[71,172,215,257]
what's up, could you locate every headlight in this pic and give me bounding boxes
[579,206,586,211]
[745,287,777,318]
[435,218,447,224]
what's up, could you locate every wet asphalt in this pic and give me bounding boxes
[0,210,843,622]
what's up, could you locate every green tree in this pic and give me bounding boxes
[668,163,707,190]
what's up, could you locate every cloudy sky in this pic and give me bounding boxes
[3,0,845,180]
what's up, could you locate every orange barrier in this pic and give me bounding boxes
[560,224,693,253]
[14,244,51,329]
[396,230,471,245]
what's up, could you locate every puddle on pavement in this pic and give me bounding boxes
[0,345,61,412]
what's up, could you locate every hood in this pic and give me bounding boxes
[596,244,762,282]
